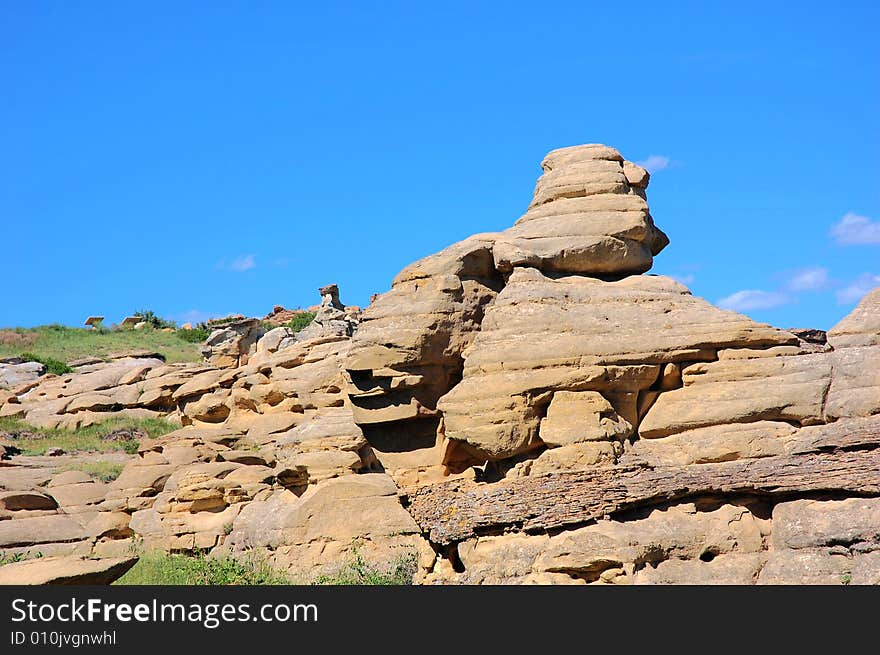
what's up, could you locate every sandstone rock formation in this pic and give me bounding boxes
[0,359,46,389]
[1,144,878,585]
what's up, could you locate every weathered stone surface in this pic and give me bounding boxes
[632,553,766,585]
[226,473,428,579]
[439,268,795,459]
[771,498,880,550]
[0,490,58,511]
[0,514,92,548]
[0,556,137,585]
[0,361,45,388]
[517,442,620,476]
[826,346,880,420]
[626,421,794,466]
[533,503,765,578]
[539,391,632,447]
[639,354,831,438]
[824,291,880,421]
[827,288,880,348]
[2,143,878,586]
[46,481,108,509]
[47,470,94,487]
[199,319,262,368]
[256,327,296,355]
[347,237,502,448]
[757,549,851,585]
[409,416,880,545]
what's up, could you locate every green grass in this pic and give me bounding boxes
[0,551,43,566]
[313,546,417,585]
[18,352,74,376]
[0,324,202,367]
[0,416,177,455]
[61,460,126,482]
[177,327,211,343]
[115,551,290,585]
[286,311,316,333]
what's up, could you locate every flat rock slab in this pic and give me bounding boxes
[0,490,58,511]
[0,556,137,585]
[409,416,880,544]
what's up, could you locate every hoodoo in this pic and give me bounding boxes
[1,145,878,585]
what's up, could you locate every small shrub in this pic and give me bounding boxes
[177,327,211,343]
[18,352,73,376]
[314,546,417,585]
[286,311,316,333]
[0,551,42,566]
[133,310,177,330]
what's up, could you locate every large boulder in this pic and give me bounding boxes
[825,289,880,420]
[438,268,795,460]
[0,556,137,585]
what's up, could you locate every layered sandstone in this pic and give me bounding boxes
[1,144,878,586]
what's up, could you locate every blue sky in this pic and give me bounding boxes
[2,1,877,330]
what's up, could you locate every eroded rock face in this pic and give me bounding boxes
[825,289,880,421]
[438,268,796,460]
[492,145,668,275]
[1,143,878,586]
[345,144,670,470]
[200,319,263,368]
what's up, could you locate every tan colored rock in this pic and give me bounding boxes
[852,552,880,585]
[639,354,831,438]
[0,514,91,548]
[439,268,795,459]
[452,533,550,584]
[632,553,766,585]
[626,421,794,466]
[245,412,302,439]
[533,503,766,580]
[276,450,363,484]
[0,490,58,511]
[171,369,226,400]
[623,160,650,188]
[47,470,94,487]
[771,498,880,550]
[757,549,851,585]
[46,481,108,509]
[199,319,262,368]
[0,556,137,585]
[821,293,880,420]
[180,388,231,423]
[826,346,880,419]
[227,474,419,550]
[827,288,880,348]
[539,391,632,447]
[347,238,501,446]
[522,442,620,475]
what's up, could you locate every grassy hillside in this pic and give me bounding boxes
[0,416,178,455]
[0,324,202,365]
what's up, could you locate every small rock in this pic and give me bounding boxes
[46,447,65,457]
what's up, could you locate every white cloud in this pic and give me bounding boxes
[830,212,880,245]
[785,267,829,292]
[717,290,790,312]
[217,254,256,272]
[174,309,215,325]
[635,155,671,173]
[670,273,695,285]
[836,273,880,304]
